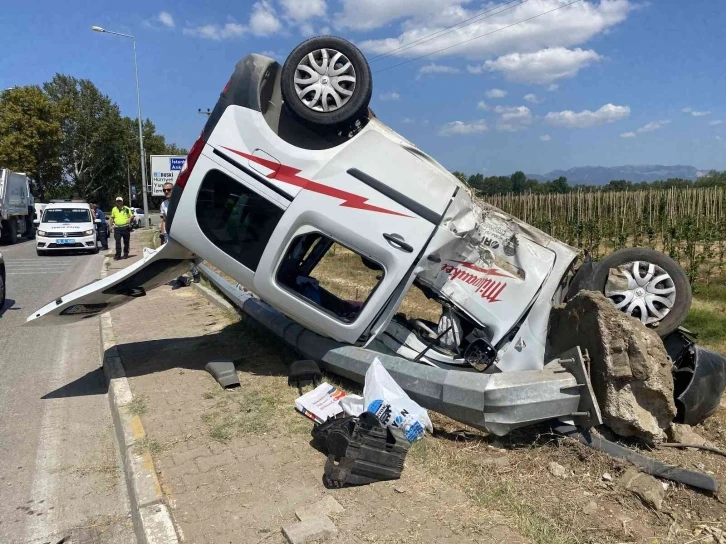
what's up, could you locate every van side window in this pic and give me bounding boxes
[196,169,284,271]
[276,232,384,323]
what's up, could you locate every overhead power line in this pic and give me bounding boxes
[373,0,584,74]
[369,0,531,62]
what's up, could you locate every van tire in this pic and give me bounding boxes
[281,36,372,127]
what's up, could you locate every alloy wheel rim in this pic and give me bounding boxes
[294,48,356,113]
[604,260,677,326]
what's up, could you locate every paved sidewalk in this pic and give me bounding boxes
[107,230,527,544]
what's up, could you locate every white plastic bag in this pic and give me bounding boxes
[361,359,433,442]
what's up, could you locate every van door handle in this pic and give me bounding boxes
[383,233,413,253]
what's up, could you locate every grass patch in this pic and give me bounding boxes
[134,437,162,455]
[684,305,726,351]
[694,281,726,304]
[126,394,148,417]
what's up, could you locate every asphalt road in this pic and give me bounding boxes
[0,238,134,543]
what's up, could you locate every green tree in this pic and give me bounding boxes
[44,74,126,201]
[548,176,569,194]
[451,170,468,184]
[0,86,63,201]
[510,170,527,193]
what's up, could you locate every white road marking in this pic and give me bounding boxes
[23,332,70,542]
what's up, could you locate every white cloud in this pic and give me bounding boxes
[544,103,630,128]
[636,119,670,133]
[402,118,415,124]
[439,119,488,136]
[484,48,602,85]
[157,11,175,28]
[540,134,551,141]
[683,107,711,117]
[417,63,460,78]
[710,120,723,126]
[620,131,636,138]
[466,65,483,74]
[279,0,326,21]
[524,93,541,104]
[546,83,559,92]
[249,1,282,36]
[353,0,631,60]
[183,23,246,40]
[476,101,489,111]
[494,105,532,132]
[379,91,401,101]
[485,88,507,99]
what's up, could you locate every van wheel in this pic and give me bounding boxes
[7,220,17,245]
[36,249,46,256]
[281,36,372,127]
[592,248,692,337]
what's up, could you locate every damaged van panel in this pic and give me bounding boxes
[30,36,719,435]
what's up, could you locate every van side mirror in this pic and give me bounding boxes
[33,219,40,226]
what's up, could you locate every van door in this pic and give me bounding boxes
[251,167,445,344]
[26,239,196,325]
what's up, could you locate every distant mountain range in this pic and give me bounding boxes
[527,165,708,185]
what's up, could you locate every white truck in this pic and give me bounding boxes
[0,168,35,244]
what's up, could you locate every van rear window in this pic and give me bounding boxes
[196,169,284,271]
[43,208,91,223]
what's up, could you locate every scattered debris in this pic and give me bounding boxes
[295,382,346,424]
[692,524,726,544]
[549,291,677,442]
[602,472,613,482]
[288,359,323,389]
[394,486,407,494]
[619,468,665,511]
[294,495,344,522]
[204,360,240,389]
[316,412,410,488]
[548,462,568,479]
[582,500,599,515]
[282,515,338,544]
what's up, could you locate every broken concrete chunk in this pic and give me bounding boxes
[619,468,665,511]
[294,495,344,522]
[667,423,712,448]
[549,291,676,443]
[282,516,338,544]
[548,462,568,479]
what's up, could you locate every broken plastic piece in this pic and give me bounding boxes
[288,359,323,388]
[322,412,410,487]
[205,360,240,388]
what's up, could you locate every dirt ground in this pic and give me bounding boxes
[195,260,726,543]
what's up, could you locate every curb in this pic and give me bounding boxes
[191,280,235,313]
[100,255,180,544]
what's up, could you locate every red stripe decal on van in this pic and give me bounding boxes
[221,146,411,218]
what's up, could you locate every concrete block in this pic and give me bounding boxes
[295,495,344,522]
[282,517,338,544]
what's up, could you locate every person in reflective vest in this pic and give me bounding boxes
[110,196,134,260]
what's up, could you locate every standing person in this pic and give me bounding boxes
[160,183,200,283]
[91,203,109,250]
[110,196,134,260]
[159,182,173,245]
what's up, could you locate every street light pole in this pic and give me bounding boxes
[92,26,150,228]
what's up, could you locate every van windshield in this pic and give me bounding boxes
[42,208,91,223]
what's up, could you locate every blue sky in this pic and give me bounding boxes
[2,0,724,176]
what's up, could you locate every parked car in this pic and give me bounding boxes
[0,249,5,310]
[36,200,99,255]
[131,208,145,229]
[28,36,725,433]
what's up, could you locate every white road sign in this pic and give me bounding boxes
[150,155,186,196]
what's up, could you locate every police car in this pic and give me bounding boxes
[36,201,99,256]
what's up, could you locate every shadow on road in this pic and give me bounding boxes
[43,314,296,401]
[0,299,18,318]
[42,366,107,399]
